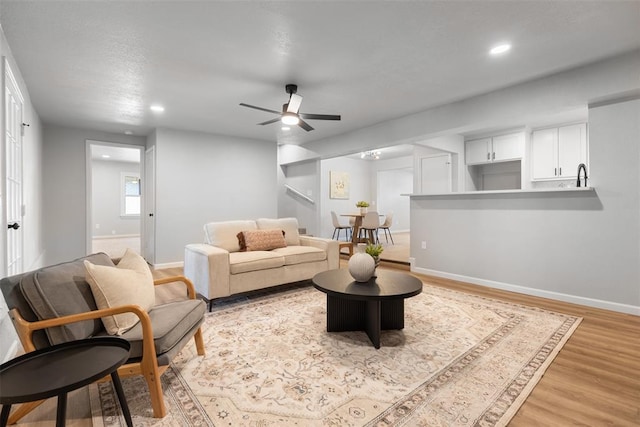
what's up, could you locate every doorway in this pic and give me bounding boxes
[86,141,143,259]
[420,153,452,193]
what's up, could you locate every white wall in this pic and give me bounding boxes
[153,128,277,264]
[278,160,320,236]
[410,97,640,314]
[319,156,372,239]
[42,125,146,265]
[91,159,141,237]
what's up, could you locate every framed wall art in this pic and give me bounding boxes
[329,171,350,199]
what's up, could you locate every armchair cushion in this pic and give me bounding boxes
[100,298,206,361]
[19,252,115,345]
[84,249,155,335]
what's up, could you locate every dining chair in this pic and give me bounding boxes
[331,211,352,241]
[379,212,395,244]
[358,211,380,244]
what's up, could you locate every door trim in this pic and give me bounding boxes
[85,140,145,256]
[3,58,25,276]
[419,153,452,193]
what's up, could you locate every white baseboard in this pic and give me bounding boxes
[152,261,184,269]
[93,234,141,240]
[411,266,640,316]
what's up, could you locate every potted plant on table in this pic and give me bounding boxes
[356,200,370,214]
[365,243,384,268]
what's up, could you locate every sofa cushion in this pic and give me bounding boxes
[20,252,115,345]
[271,246,327,265]
[256,218,300,246]
[229,251,285,274]
[239,229,286,252]
[99,298,206,359]
[84,249,155,335]
[205,220,257,252]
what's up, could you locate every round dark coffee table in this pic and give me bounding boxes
[312,269,422,348]
[0,337,133,427]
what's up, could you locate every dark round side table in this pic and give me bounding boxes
[0,337,133,427]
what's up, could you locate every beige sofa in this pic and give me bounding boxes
[184,218,339,307]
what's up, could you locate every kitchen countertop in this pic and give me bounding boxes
[403,187,595,197]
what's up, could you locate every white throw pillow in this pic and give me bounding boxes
[84,248,155,335]
[256,218,300,246]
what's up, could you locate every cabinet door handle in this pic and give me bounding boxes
[554,167,557,176]
[487,152,490,160]
[559,167,562,176]
[492,152,495,160]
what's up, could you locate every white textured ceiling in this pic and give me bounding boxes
[1,1,639,145]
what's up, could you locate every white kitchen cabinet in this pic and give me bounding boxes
[465,133,524,165]
[465,138,492,164]
[531,123,587,180]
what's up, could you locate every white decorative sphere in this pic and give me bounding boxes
[348,252,376,282]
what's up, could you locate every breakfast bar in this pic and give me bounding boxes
[403,186,625,310]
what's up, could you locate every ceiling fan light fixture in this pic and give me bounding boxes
[362,150,381,160]
[281,113,299,125]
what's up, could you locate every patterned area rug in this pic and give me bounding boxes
[90,280,581,426]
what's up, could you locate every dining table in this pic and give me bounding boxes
[340,212,381,245]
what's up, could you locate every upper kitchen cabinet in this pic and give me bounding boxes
[465,132,524,165]
[531,123,587,180]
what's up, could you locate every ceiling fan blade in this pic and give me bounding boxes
[299,113,341,121]
[298,119,314,132]
[287,94,303,114]
[258,118,281,126]
[239,103,280,115]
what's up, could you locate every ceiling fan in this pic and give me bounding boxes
[239,84,341,132]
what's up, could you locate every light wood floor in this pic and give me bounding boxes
[338,230,410,264]
[13,264,639,426]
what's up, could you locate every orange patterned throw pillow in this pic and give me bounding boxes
[237,229,286,251]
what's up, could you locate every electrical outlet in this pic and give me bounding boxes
[95,224,100,229]
[421,241,427,249]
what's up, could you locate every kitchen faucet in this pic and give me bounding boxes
[577,163,588,187]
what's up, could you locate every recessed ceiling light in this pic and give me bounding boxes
[281,126,291,131]
[490,43,511,55]
[101,154,111,159]
[124,130,133,135]
[150,104,165,113]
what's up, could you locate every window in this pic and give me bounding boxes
[121,173,141,216]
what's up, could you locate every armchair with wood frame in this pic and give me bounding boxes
[0,252,206,423]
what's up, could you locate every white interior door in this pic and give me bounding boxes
[143,146,156,264]
[4,61,24,276]
[420,154,451,193]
